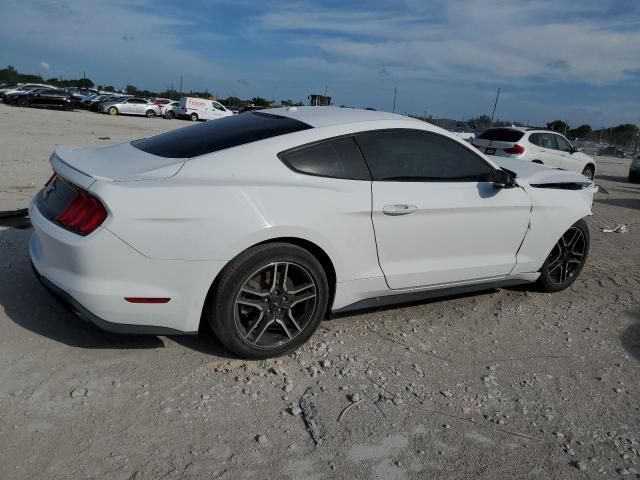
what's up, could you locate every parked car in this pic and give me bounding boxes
[3,88,47,104]
[29,107,596,358]
[11,88,80,110]
[179,97,234,121]
[87,95,127,112]
[161,101,181,119]
[99,97,161,117]
[629,153,640,183]
[1,83,54,99]
[239,105,267,114]
[472,127,596,179]
[152,98,172,105]
[598,146,627,158]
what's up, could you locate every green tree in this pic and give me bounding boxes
[546,120,570,133]
[568,124,592,139]
[251,96,271,107]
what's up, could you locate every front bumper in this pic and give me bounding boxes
[29,202,226,335]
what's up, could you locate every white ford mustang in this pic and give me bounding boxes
[30,107,596,358]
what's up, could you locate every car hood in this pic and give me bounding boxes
[492,157,592,187]
[51,143,185,185]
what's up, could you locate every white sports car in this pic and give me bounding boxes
[30,107,596,358]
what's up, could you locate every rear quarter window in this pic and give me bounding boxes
[279,136,371,180]
[477,128,524,142]
[131,112,312,158]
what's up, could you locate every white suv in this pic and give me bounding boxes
[472,127,596,179]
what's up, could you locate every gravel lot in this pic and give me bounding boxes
[1,104,639,480]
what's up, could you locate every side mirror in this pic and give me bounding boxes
[494,169,515,189]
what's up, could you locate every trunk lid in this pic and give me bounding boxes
[51,143,185,186]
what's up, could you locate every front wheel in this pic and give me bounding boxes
[164,110,175,119]
[63,103,73,111]
[537,219,590,292]
[582,165,595,180]
[207,243,329,358]
[108,107,118,116]
[17,98,29,108]
[145,109,156,118]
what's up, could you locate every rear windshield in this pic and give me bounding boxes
[131,112,312,158]
[477,128,524,142]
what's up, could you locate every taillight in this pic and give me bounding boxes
[503,144,525,155]
[55,190,107,235]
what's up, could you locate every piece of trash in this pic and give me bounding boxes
[601,224,627,233]
[299,387,325,446]
[98,136,111,140]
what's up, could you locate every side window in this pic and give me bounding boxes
[128,99,145,104]
[279,136,371,181]
[212,102,225,111]
[540,134,555,149]
[356,129,494,181]
[553,135,573,152]
[529,133,541,146]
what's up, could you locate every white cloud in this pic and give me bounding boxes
[40,61,50,72]
[258,0,640,86]
[0,0,232,89]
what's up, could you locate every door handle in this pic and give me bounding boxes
[383,204,417,216]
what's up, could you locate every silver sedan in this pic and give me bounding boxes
[99,97,162,117]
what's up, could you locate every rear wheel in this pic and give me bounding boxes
[164,110,175,119]
[17,98,28,108]
[145,109,156,118]
[108,107,118,116]
[537,219,589,292]
[582,165,595,180]
[207,243,329,358]
[190,113,198,121]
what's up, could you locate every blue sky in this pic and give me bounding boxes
[1,0,639,126]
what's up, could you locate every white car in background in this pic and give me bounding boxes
[99,97,161,118]
[29,107,596,358]
[472,127,596,179]
[179,97,234,121]
[160,101,181,119]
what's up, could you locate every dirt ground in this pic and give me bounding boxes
[0,104,639,480]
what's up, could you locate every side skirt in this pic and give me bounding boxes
[332,277,535,315]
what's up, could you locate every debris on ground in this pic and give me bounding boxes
[602,224,628,233]
[299,388,325,446]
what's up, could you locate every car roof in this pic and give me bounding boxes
[266,106,422,128]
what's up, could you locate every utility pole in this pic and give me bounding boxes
[272,86,276,105]
[392,86,397,113]
[179,76,183,95]
[490,88,500,127]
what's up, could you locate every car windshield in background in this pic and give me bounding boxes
[131,112,313,158]
[477,128,525,142]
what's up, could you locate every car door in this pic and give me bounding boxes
[537,133,563,167]
[356,129,531,290]
[551,134,580,171]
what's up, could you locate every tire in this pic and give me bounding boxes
[63,103,73,112]
[629,172,640,184]
[145,109,156,118]
[108,107,118,116]
[582,165,595,180]
[164,110,175,119]
[17,98,28,108]
[190,113,198,122]
[537,219,590,292]
[207,243,329,359]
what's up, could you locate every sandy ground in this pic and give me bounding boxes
[0,104,639,480]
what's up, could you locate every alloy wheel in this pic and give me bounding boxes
[234,262,317,348]
[545,226,586,285]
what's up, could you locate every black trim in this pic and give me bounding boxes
[32,263,196,336]
[332,278,530,314]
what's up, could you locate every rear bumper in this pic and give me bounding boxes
[32,263,189,335]
[29,201,226,334]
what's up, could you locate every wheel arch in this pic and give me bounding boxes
[200,236,337,331]
[532,159,544,164]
